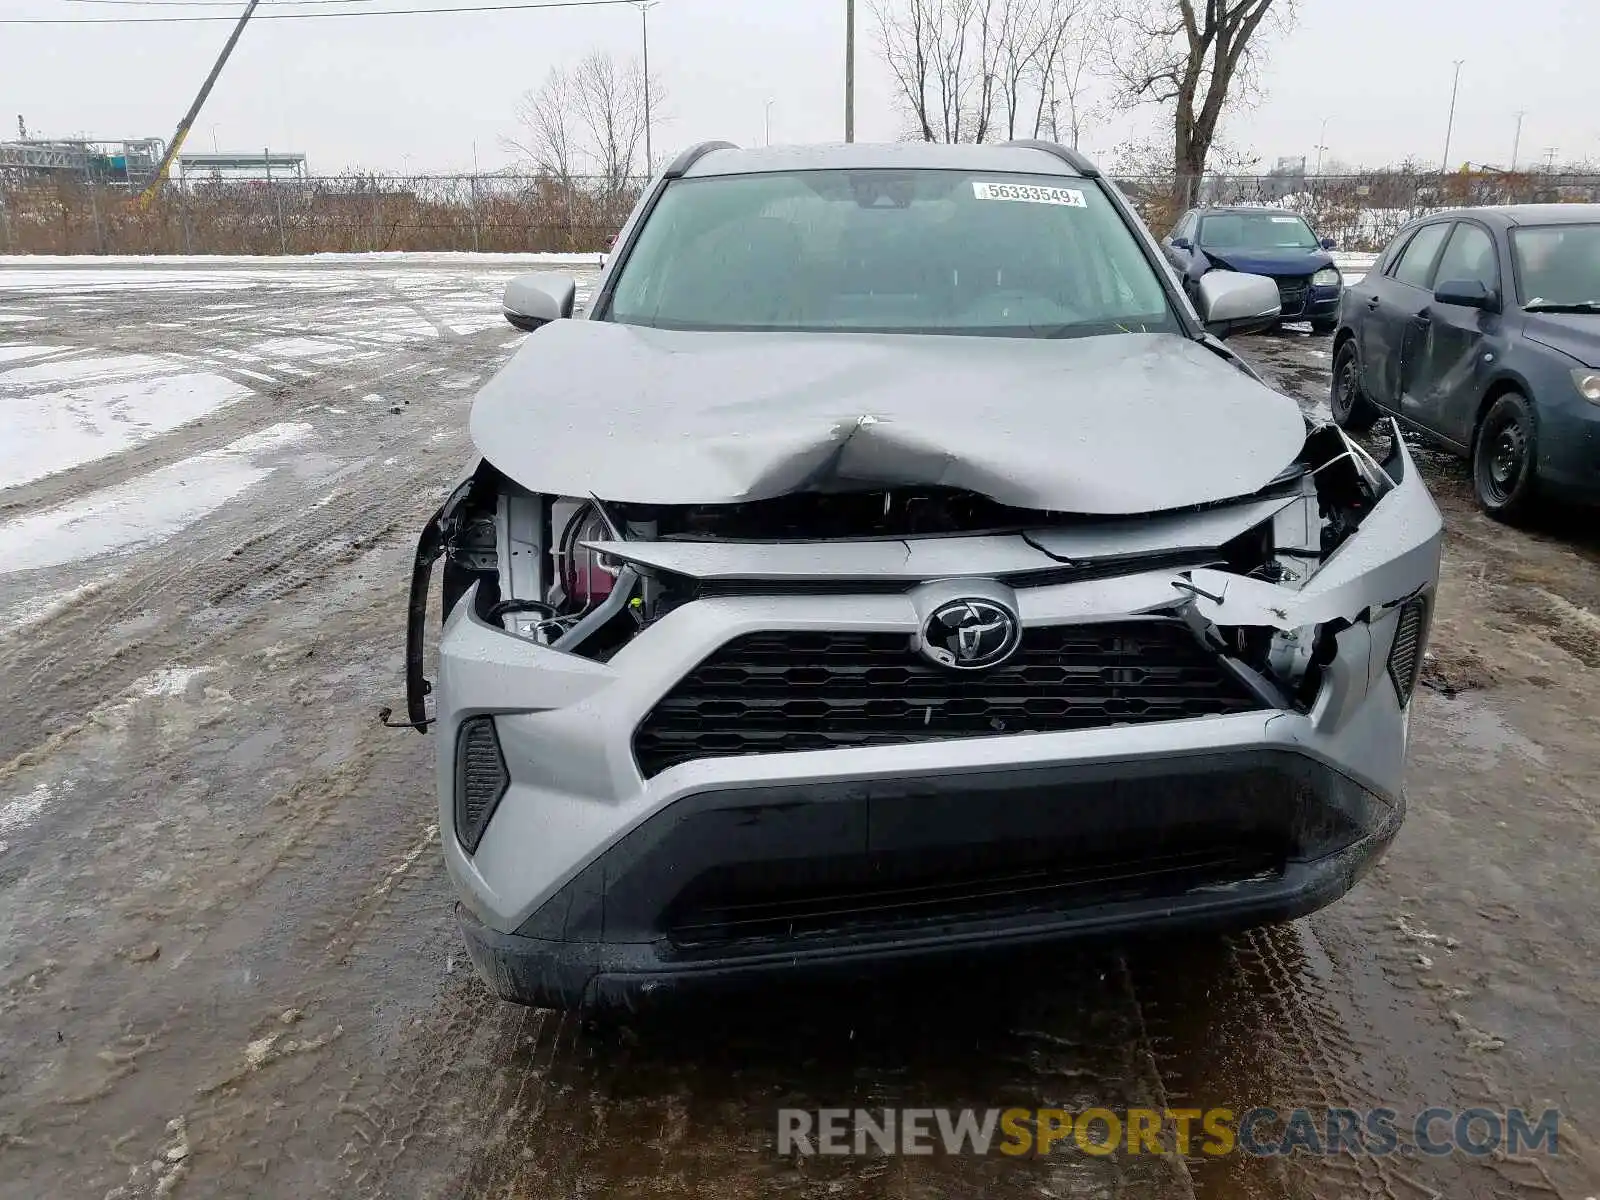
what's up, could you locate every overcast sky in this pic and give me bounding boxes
[2,0,1596,176]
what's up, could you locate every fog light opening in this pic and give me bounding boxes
[1387,597,1428,705]
[455,715,509,855]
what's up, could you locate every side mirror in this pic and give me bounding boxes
[1433,278,1495,311]
[503,272,576,332]
[1171,236,1192,251]
[1320,237,1337,251]
[1197,271,1281,339]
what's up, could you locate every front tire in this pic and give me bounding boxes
[1473,392,1540,522]
[1329,339,1379,432]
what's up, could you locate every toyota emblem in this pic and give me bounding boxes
[916,598,1022,671]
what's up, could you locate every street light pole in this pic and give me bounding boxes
[765,99,774,147]
[1510,110,1525,171]
[1314,116,1329,176]
[845,0,855,143]
[1440,59,1464,174]
[638,1,658,175]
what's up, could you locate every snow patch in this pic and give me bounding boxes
[0,781,61,852]
[0,345,59,364]
[137,667,212,697]
[1,371,255,490]
[3,353,170,387]
[0,422,312,573]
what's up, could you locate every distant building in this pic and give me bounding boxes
[177,152,308,182]
[0,138,164,182]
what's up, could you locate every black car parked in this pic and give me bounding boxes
[1331,205,1600,519]
[1162,206,1344,335]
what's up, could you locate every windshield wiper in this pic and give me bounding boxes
[1525,299,1600,313]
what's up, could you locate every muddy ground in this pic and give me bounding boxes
[1,262,1598,1200]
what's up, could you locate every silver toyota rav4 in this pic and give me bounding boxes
[403,141,1442,1011]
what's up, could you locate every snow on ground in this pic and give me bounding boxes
[0,251,604,269]
[0,422,311,573]
[0,345,60,364]
[0,781,62,855]
[1,363,254,490]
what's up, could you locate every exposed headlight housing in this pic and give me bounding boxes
[1312,267,1342,287]
[1572,369,1600,404]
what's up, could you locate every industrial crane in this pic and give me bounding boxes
[136,0,261,207]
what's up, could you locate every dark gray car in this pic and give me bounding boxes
[1329,204,1600,519]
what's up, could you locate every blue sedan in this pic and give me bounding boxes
[1329,204,1600,520]
[1162,206,1344,334]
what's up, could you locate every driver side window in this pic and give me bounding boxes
[1432,223,1499,294]
[1391,223,1451,289]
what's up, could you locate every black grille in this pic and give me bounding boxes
[634,620,1265,777]
[1276,276,1311,316]
[665,839,1286,954]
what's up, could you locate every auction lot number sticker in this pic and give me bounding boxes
[972,181,1087,207]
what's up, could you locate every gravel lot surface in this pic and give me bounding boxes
[1,259,1597,1200]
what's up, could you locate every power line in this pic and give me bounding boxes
[1,0,635,21]
[57,0,418,6]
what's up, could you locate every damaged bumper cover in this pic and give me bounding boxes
[424,423,1442,1009]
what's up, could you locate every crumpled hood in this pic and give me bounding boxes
[1203,247,1334,279]
[1523,312,1600,368]
[469,321,1307,514]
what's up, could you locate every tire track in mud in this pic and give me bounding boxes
[332,952,1218,1199]
[1129,912,1589,1200]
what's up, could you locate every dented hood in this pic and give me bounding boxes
[469,321,1307,514]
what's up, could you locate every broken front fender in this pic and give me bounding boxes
[1182,427,1442,633]
[403,475,479,732]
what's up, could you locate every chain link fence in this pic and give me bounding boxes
[0,173,647,256]
[3,169,1598,257]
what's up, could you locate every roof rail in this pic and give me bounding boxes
[664,140,739,178]
[1002,139,1100,178]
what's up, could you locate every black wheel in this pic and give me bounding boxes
[1473,392,1540,521]
[1329,339,1379,432]
[1311,318,1337,337]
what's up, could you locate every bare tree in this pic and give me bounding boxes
[872,0,992,143]
[506,49,664,195]
[507,67,579,187]
[572,51,650,198]
[1107,0,1294,208]
[1042,1,1102,146]
[874,0,1096,144]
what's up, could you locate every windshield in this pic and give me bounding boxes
[1199,211,1319,251]
[1511,224,1600,309]
[603,170,1178,339]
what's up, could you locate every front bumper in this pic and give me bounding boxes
[432,434,1442,1010]
[457,750,1401,1011]
[1534,379,1600,504]
[1276,280,1342,323]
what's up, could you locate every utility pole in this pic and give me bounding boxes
[638,1,658,176]
[845,0,856,143]
[1544,146,1558,173]
[1439,59,1464,175]
[765,99,774,147]
[1510,110,1525,171]
[138,0,262,207]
